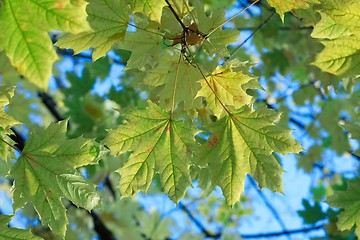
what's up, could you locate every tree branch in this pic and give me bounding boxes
[241,224,324,238]
[178,202,222,239]
[37,92,65,122]
[248,177,290,240]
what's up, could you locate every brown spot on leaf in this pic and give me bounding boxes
[208,134,219,147]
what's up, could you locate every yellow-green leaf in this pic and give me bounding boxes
[56,0,131,61]
[311,12,352,39]
[197,107,302,206]
[0,0,89,89]
[104,101,199,203]
[130,0,167,22]
[266,0,316,21]
[0,85,19,129]
[196,65,255,118]
[313,35,360,77]
[144,54,202,110]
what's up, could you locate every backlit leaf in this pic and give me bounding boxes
[10,120,103,237]
[197,107,302,206]
[0,0,89,89]
[196,64,256,117]
[130,0,167,22]
[0,85,18,129]
[313,36,360,78]
[266,0,316,21]
[104,101,199,203]
[56,0,131,61]
[144,54,203,110]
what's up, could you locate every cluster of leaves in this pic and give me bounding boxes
[0,0,360,239]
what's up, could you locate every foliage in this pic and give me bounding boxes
[0,0,359,239]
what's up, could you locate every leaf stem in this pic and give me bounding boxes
[1,138,22,154]
[128,23,166,38]
[184,45,232,116]
[171,55,183,113]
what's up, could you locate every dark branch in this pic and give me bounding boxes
[104,174,116,200]
[165,0,188,32]
[90,211,116,240]
[37,92,65,122]
[241,224,324,238]
[179,202,222,239]
[8,128,25,151]
[238,26,312,31]
[248,177,290,239]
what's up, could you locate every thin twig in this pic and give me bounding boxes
[165,0,188,32]
[241,224,324,238]
[179,202,222,238]
[248,177,290,240]
[0,138,21,154]
[229,11,275,59]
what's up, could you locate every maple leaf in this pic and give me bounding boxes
[311,0,360,77]
[119,30,164,70]
[130,0,167,22]
[0,85,18,129]
[104,101,199,203]
[298,199,327,224]
[144,54,203,110]
[196,64,258,118]
[327,178,360,238]
[0,215,43,240]
[56,0,131,61]
[266,0,318,21]
[0,0,89,89]
[318,0,360,35]
[10,120,104,238]
[312,35,360,77]
[311,12,352,39]
[197,106,302,206]
[192,0,238,57]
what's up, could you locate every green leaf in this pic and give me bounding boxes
[312,35,360,77]
[196,64,256,118]
[266,0,316,21]
[130,0,167,22]
[104,101,199,203]
[192,0,238,56]
[327,178,360,238]
[144,54,203,110]
[0,0,89,89]
[311,12,352,39]
[0,85,18,129]
[10,120,102,238]
[119,30,164,70]
[298,199,327,224]
[0,215,43,240]
[56,0,131,61]
[311,0,360,77]
[318,0,360,35]
[197,107,302,206]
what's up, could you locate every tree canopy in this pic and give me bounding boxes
[0,0,360,239]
